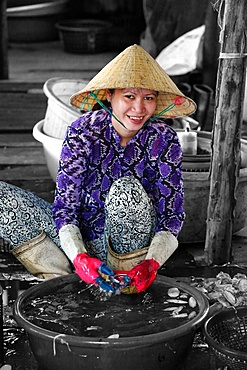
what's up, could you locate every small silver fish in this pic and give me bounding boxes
[167,287,180,298]
[108,334,120,339]
[85,326,102,331]
[171,306,184,315]
[167,299,188,304]
[163,306,180,312]
[171,313,188,318]
[188,297,197,308]
[188,311,197,319]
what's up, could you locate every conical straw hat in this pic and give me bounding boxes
[70,44,196,118]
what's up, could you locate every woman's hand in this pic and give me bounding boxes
[122,259,160,294]
[73,253,115,293]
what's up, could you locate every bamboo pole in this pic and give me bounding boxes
[0,0,8,79]
[204,0,247,265]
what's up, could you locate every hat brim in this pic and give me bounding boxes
[70,88,196,118]
[70,45,197,118]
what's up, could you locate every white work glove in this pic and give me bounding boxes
[121,231,178,294]
[145,231,178,267]
[59,224,87,262]
[59,224,115,292]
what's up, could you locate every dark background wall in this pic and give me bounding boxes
[6,0,212,53]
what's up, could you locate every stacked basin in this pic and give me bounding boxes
[33,78,87,181]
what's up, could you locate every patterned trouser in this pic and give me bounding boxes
[0,181,59,248]
[0,177,156,261]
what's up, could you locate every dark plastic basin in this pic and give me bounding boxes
[7,0,69,42]
[14,274,209,370]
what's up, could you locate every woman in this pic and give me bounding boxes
[0,45,196,293]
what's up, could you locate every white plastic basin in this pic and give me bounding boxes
[43,78,88,139]
[33,119,63,182]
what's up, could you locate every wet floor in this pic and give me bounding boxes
[1,280,39,370]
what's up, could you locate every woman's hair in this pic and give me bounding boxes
[92,89,115,111]
[92,100,111,111]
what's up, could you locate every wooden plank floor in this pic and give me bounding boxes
[0,82,54,251]
[0,82,54,203]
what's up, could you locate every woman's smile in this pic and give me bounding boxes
[106,88,158,144]
[127,114,145,124]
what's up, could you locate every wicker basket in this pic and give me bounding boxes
[43,78,88,139]
[204,307,247,370]
[56,19,112,54]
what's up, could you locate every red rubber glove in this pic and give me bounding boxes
[122,259,160,294]
[73,253,115,292]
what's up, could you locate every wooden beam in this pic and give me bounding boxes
[0,146,47,165]
[205,0,247,264]
[0,89,47,131]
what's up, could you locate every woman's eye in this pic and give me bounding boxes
[124,95,134,99]
[145,96,155,101]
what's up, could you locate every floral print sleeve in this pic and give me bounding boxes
[143,125,184,236]
[53,110,107,235]
[53,109,184,242]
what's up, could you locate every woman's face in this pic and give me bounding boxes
[106,88,157,141]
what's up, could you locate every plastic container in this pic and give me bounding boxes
[33,120,63,182]
[177,130,197,155]
[180,130,211,171]
[13,274,209,370]
[56,19,113,54]
[180,167,247,243]
[7,0,69,42]
[43,78,87,139]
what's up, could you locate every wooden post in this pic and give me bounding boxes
[204,0,247,265]
[0,0,8,79]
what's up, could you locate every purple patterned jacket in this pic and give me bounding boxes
[52,109,184,242]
